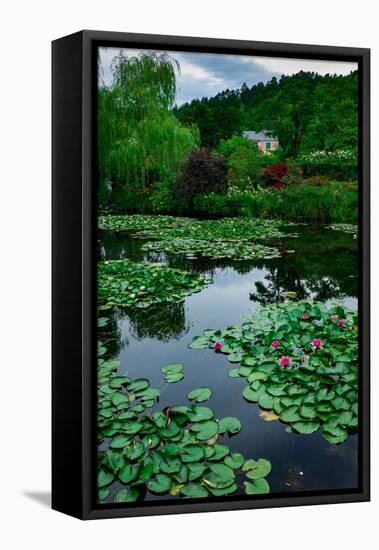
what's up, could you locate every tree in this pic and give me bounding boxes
[217,135,265,188]
[174,71,358,158]
[175,148,228,207]
[98,51,199,193]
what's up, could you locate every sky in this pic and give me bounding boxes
[98,47,358,106]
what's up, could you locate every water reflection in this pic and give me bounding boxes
[125,301,189,341]
[97,223,359,498]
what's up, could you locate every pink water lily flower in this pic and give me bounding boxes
[338,320,346,327]
[214,342,222,352]
[301,313,309,320]
[272,340,280,348]
[279,356,291,367]
[330,314,339,321]
[312,338,322,348]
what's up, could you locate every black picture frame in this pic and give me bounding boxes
[52,30,370,520]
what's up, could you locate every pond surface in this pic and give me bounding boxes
[98,223,358,500]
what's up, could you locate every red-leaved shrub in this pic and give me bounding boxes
[263,163,288,188]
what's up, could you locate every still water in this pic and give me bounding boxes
[98,224,358,499]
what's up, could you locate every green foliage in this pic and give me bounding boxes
[175,71,358,157]
[98,51,199,205]
[193,191,246,217]
[98,214,191,232]
[130,216,296,241]
[217,135,273,189]
[188,301,358,444]
[161,363,185,383]
[130,216,298,260]
[187,387,213,403]
[174,89,245,147]
[298,150,357,181]
[141,237,281,261]
[97,341,272,503]
[195,183,357,222]
[98,259,212,309]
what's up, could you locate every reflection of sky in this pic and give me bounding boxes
[112,263,358,497]
[98,47,358,105]
[99,227,359,500]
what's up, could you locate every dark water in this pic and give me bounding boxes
[98,223,358,498]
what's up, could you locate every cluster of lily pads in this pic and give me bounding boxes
[99,215,300,261]
[98,214,191,233]
[97,339,272,503]
[98,259,212,309]
[141,238,281,261]
[189,301,358,444]
[133,217,298,242]
[325,223,358,237]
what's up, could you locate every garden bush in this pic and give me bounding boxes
[283,163,304,187]
[217,136,266,189]
[174,148,228,209]
[244,183,357,222]
[305,175,330,187]
[263,163,288,188]
[193,182,357,222]
[298,150,357,181]
[193,191,245,217]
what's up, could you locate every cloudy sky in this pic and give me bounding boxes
[98,47,357,106]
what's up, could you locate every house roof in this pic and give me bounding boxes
[243,131,277,142]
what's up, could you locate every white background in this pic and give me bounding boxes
[1,1,377,548]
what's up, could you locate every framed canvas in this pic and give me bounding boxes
[52,30,370,520]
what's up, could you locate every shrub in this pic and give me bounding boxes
[217,136,263,189]
[148,181,176,213]
[218,136,285,189]
[175,148,228,208]
[283,164,304,186]
[298,149,357,181]
[263,163,288,187]
[243,182,357,222]
[193,191,245,217]
[306,175,329,187]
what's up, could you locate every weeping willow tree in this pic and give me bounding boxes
[98,50,199,198]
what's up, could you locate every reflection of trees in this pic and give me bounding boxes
[126,301,188,341]
[98,230,147,262]
[249,231,357,305]
[97,311,127,358]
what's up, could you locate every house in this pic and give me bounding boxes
[242,131,279,153]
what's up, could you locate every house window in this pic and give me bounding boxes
[265,142,271,150]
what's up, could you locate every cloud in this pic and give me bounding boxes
[254,56,357,77]
[98,47,358,105]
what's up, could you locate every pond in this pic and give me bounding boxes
[98,222,358,502]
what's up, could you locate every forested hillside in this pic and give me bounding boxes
[173,71,358,156]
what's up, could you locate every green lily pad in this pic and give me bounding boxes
[187,406,214,422]
[191,420,219,440]
[187,387,212,403]
[218,416,241,436]
[243,458,272,479]
[180,444,205,463]
[224,453,244,469]
[188,463,207,481]
[118,463,139,484]
[292,420,320,434]
[202,463,235,489]
[180,483,209,498]
[148,474,172,494]
[113,487,139,503]
[244,478,270,494]
[98,468,115,488]
[188,336,210,350]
